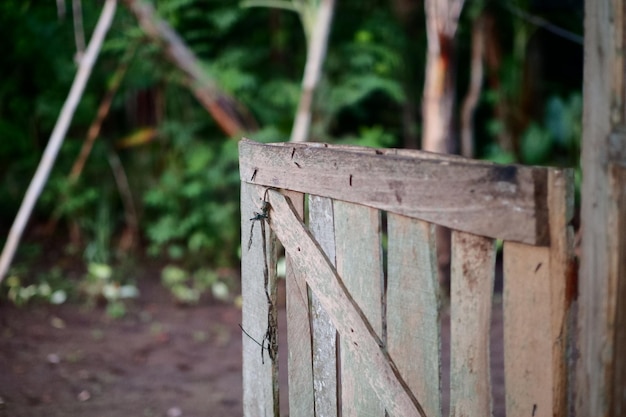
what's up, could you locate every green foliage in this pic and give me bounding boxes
[3,267,70,307]
[161,264,232,304]
[143,138,240,267]
[520,93,582,166]
[0,0,583,309]
[79,262,139,318]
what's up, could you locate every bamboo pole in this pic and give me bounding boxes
[0,0,118,283]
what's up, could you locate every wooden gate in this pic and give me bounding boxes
[239,139,575,417]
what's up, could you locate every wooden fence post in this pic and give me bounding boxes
[577,0,626,415]
[241,182,279,417]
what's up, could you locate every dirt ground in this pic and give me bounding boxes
[0,262,267,417]
[0,262,505,417]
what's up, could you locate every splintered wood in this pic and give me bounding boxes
[239,140,574,417]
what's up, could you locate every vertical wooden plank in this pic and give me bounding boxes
[578,0,626,415]
[309,195,338,417]
[387,214,442,417]
[265,189,426,417]
[284,191,316,417]
[608,164,626,417]
[241,181,279,417]
[503,242,552,417]
[547,169,575,417]
[449,231,495,417]
[334,201,385,417]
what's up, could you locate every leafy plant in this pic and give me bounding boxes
[143,137,240,268]
[519,92,582,166]
[3,267,69,307]
[161,264,231,305]
[79,262,139,318]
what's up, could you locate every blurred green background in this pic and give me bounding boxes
[0,0,583,310]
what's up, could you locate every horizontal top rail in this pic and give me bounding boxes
[239,138,553,245]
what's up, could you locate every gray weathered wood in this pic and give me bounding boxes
[578,0,626,415]
[309,194,338,417]
[256,188,427,417]
[334,201,385,417]
[239,138,549,245]
[241,181,279,417]
[503,242,552,417]
[387,214,442,417]
[449,231,495,417]
[283,190,315,417]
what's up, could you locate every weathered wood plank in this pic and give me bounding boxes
[387,214,442,417]
[241,181,279,417]
[252,139,484,163]
[334,201,385,417]
[257,188,427,417]
[547,169,576,417]
[608,164,626,417]
[239,138,549,245]
[577,0,626,415]
[309,194,339,417]
[503,242,552,417]
[449,231,495,417]
[283,190,315,417]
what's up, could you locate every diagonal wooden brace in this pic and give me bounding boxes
[255,188,428,417]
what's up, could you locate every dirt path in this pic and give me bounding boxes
[0,273,249,417]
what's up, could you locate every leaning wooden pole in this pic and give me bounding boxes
[577,0,626,416]
[0,0,118,283]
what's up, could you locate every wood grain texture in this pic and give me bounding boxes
[309,195,339,417]
[283,190,316,417]
[387,214,442,417]
[608,164,626,417]
[503,242,552,417]
[334,201,385,417]
[258,189,427,417]
[241,181,279,417]
[449,231,495,417]
[547,169,576,417]
[577,0,626,415]
[239,139,549,245]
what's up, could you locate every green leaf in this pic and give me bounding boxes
[161,265,188,287]
[88,263,113,280]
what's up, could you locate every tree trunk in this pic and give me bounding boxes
[421,0,465,290]
[421,0,464,154]
[290,0,336,143]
